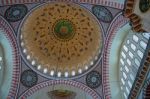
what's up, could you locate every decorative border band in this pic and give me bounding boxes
[143,78,150,99]
[20,80,100,99]
[0,0,124,9]
[102,13,129,99]
[129,44,150,98]
[0,16,21,99]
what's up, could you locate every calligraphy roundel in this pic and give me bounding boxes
[4,4,28,22]
[92,5,113,22]
[86,71,101,89]
[21,69,38,87]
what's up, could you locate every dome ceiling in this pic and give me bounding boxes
[0,0,126,99]
[20,2,102,78]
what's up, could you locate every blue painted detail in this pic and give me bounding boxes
[86,71,101,89]
[4,4,28,22]
[92,5,113,22]
[21,69,38,87]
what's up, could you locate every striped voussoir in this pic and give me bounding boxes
[103,13,129,99]
[0,16,21,99]
[0,0,124,9]
[123,0,145,32]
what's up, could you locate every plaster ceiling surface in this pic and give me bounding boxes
[0,0,126,99]
[133,0,150,32]
[108,0,126,4]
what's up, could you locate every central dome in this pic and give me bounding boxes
[20,2,102,78]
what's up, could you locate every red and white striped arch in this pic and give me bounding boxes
[20,80,100,99]
[0,0,124,9]
[0,16,21,99]
[102,13,129,99]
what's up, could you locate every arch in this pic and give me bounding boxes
[0,0,124,10]
[20,80,100,99]
[102,13,129,99]
[0,16,21,98]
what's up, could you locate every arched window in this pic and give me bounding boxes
[140,41,147,49]
[133,35,139,42]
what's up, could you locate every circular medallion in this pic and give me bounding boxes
[86,71,101,89]
[139,0,150,13]
[19,2,102,78]
[21,69,38,87]
[53,19,75,41]
[92,5,113,22]
[4,4,28,22]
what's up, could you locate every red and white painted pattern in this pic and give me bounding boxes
[102,13,129,99]
[20,80,100,99]
[0,0,124,9]
[0,16,21,99]
[143,78,150,99]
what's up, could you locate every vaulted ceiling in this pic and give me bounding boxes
[0,0,150,99]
